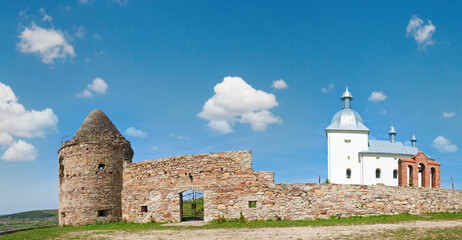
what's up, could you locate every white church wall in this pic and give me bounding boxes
[327,130,368,184]
[361,155,399,186]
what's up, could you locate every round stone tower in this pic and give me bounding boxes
[58,110,133,226]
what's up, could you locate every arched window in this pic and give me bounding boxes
[430,168,436,188]
[376,168,381,178]
[393,169,398,179]
[346,169,351,179]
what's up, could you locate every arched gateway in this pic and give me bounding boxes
[180,190,204,221]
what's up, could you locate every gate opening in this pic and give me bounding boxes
[180,190,204,221]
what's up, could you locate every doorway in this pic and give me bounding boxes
[180,190,204,221]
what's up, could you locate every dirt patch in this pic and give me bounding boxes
[66,220,462,240]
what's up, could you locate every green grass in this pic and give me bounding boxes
[182,197,204,220]
[2,212,462,240]
[337,227,462,240]
[0,210,58,233]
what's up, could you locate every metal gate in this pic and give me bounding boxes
[181,190,204,221]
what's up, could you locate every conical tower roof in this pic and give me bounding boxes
[74,109,123,139]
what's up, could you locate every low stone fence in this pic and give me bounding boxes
[217,183,462,221]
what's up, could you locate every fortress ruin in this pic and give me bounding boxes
[58,110,462,226]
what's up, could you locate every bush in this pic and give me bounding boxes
[239,212,246,223]
[216,214,227,223]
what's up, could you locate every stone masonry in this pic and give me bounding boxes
[60,110,462,226]
[58,110,133,226]
[122,150,461,223]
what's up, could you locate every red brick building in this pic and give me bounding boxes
[398,151,440,188]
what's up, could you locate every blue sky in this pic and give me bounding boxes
[0,1,460,214]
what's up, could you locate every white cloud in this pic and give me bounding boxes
[207,121,233,134]
[78,78,108,98]
[0,82,56,161]
[240,110,281,131]
[2,140,38,161]
[368,91,387,102]
[87,78,108,94]
[177,135,190,140]
[124,127,147,138]
[406,15,436,48]
[17,23,75,64]
[39,8,53,23]
[168,133,191,140]
[0,133,13,146]
[432,136,458,153]
[0,82,58,138]
[272,79,288,89]
[321,83,334,93]
[74,26,86,39]
[443,112,455,118]
[198,76,281,134]
[77,89,92,98]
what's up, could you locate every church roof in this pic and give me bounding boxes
[327,87,369,132]
[326,108,370,131]
[360,140,419,156]
[74,109,123,139]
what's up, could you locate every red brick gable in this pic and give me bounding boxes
[398,150,440,188]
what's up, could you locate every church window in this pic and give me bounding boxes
[249,201,257,208]
[376,169,381,178]
[393,169,398,179]
[346,169,351,179]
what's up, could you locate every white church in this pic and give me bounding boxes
[326,87,431,186]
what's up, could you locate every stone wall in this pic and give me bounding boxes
[58,136,133,226]
[122,150,462,223]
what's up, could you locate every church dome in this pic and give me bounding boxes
[326,88,369,131]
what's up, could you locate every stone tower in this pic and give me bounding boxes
[58,110,133,226]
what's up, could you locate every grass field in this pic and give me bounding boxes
[0,210,58,233]
[1,212,462,239]
[182,197,204,220]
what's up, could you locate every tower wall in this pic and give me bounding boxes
[58,110,133,226]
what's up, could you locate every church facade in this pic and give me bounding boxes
[326,88,440,187]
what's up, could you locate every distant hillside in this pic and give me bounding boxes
[0,210,58,220]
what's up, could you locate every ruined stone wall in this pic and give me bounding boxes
[122,150,462,223]
[59,137,133,226]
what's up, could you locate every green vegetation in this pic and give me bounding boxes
[0,210,57,220]
[182,197,204,220]
[0,210,58,234]
[338,227,462,240]
[2,212,462,239]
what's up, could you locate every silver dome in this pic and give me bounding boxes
[327,108,369,131]
[326,87,369,131]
